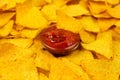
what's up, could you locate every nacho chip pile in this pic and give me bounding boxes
[0,0,120,80]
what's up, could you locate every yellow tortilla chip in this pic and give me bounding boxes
[97,18,116,31]
[63,49,94,65]
[56,11,82,33]
[0,43,38,80]
[0,20,14,37]
[61,4,89,17]
[88,1,107,14]
[32,0,46,7]
[79,16,100,32]
[16,1,48,29]
[0,38,33,48]
[92,11,112,18]
[31,40,55,71]
[0,0,26,10]
[39,73,49,80]
[41,4,57,21]
[49,59,85,80]
[82,30,113,59]
[52,0,70,7]
[0,12,15,28]
[112,29,120,41]
[92,0,119,5]
[60,58,91,80]
[107,5,120,18]
[80,59,119,80]
[20,29,39,39]
[79,29,96,43]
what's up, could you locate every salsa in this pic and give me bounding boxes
[40,25,80,54]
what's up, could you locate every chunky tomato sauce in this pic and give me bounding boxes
[40,25,80,54]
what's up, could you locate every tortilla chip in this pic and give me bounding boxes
[63,49,94,65]
[0,43,38,80]
[92,0,119,5]
[79,29,96,43]
[31,40,55,71]
[41,4,57,21]
[82,30,113,59]
[0,38,33,48]
[49,59,85,80]
[107,5,120,18]
[32,0,46,7]
[60,58,91,80]
[97,18,116,31]
[92,11,112,18]
[112,29,120,41]
[0,20,14,37]
[79,16,100,32]
[0,0,26,10]
[88,1,107,14]
[0,12,15,28]
[20,29,39,39]
[56,11,82,33]
[61,4,89,17]
[52,0,70,7]
[39,73,49,80]
[16,1,48,29]
[80,59,119,80]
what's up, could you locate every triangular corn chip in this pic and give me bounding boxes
[92,0,119,5]
[79,16,100,32]
[56,11,82,33]
[41,4,57,21]
[31,40,55,71]
[16,1,48,29]
[61,4,89,17]
[49,59,84,80]
[52,0,70,7]
[79,29,96,43]
[63,49,94,65]
[0,43,38,80]
[0,39,33,48]
[88,1,107,14]
[92,11,112,18]
[0,20,14,37]
[80,59,119,80]
[0,12,15,28]
[82,31,113,59]
[0,0,26,10]
[60,58,91,80]
[107,5,120,18]
[39,73,49,80]
[97,18,116,31]
[20,29,39,39]
[32,0,46,7]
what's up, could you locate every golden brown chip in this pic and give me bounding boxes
[56,11,82,33]
[49,58,90,80]
[88,1,108,14]
[79,29,96,43]
[0,43,38,80]
[107,5,120,18]
[39,73,49,80]
[78,16,100,32]
[97,18,116,31]
[0,38,33,48]
[16,1,48,29]
[0,12,15,28]
[61,4,89,17]
[82,30,113,59]
[41,4,57,21]
[80,59,119,80]
[0,20,14,37]
[63,49,94,65]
